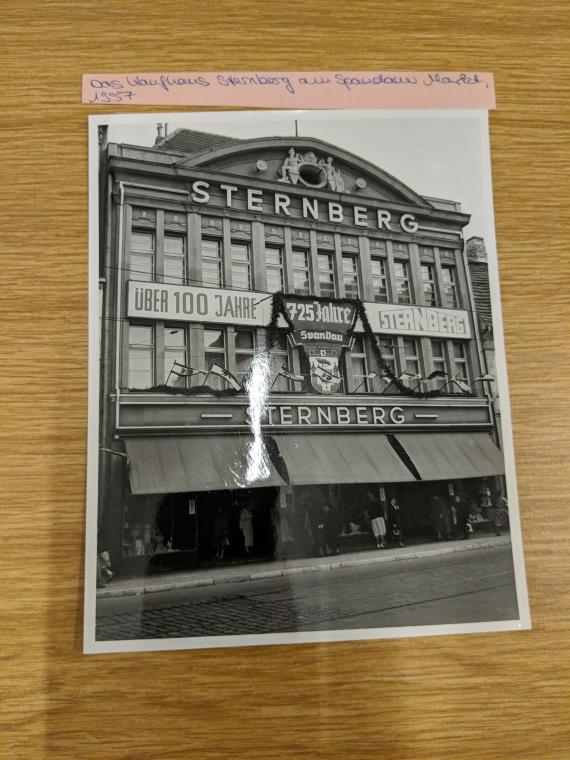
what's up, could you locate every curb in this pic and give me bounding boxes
[97,537,511,600]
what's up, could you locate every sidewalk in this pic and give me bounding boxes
[97,534,511,600]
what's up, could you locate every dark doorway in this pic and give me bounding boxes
[196,487,278,562]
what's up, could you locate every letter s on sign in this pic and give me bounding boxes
[192,181,210,203]
[400,213,418,233]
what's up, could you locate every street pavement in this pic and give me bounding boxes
[96,545,519,641]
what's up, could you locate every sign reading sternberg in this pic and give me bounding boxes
[188,179,419,232]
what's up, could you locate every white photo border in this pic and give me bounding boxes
[84,109,531,655]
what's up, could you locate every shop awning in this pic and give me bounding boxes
[394,432,505,482]
[124,435,286,495]
[270,433,416,486]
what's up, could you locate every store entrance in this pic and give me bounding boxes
[196,487,278,563]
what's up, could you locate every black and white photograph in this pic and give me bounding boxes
[84,109,530,653]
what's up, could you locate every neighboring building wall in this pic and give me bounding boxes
[466,236,500,447]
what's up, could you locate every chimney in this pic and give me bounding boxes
[466,236,488,262]
[164,123,169,138]
[155,123,163,146]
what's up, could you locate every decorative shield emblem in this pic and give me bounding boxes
[309,356,342,394]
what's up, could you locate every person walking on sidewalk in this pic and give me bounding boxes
[456,492,472,539]
[212,505,230,560]
[239,505,254,554]
[366,491,386,549]
[486,494,501,536]
[388,496,405,547]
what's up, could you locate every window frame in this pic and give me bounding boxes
[265,245,285,293]
[371,256,389,303]
[163,325,188,386]
[441,264,459,309]
[127,323,155,390]
[234,328,257,380]
[230,241,252,290]
[350,335,370,392]
[201,237,224,288]
[163,234,187,285]
[394,259,412,305]
[292,248,312,295]
[421,262,438,307]
[317,252,336,298]
[130,229,156,282]
[342,254,360,299]
[452,340,470,387]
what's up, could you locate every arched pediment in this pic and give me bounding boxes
[175,136,432,207]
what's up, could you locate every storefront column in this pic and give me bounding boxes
[187,212,202,285]
[358,235,374,302]
[283,226,294,293]
[252,221,266,292]
[309,230,320,296]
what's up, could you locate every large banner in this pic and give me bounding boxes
[127,281,471,339]
[282,297,358,394]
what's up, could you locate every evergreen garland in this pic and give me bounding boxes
[136,292,459,400]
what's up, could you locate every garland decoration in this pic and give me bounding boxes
[135,291,457,399]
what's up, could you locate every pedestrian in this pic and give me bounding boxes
[442,500,452,540]
[365,491,386,549]
[388,497,405,547]
[430,494,445,541]
[486,494,501,536]
[239,505,254,554]
[456,493,471,539]
[323,503,341,555]
[307,499,326,556]
[212,505,230,560]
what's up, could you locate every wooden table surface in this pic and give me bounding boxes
[1,1,569,757]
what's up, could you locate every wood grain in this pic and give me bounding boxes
[1,1,569,757]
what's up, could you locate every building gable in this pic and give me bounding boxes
[174,135,432,207]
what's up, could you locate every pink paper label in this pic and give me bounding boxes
[82,71,495,109]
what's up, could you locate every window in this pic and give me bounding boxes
[204,328,226,389]
[441,265,458,308]
[342,255,360,299]
[202,239,223,287]
[128,325,154,389]
[403,338,421,384]
[430,339,448,391]
[317,253,336,297]
[371,258,388,302]
[164,327,187,385]
[452,341,469,386]
[231,242,252,289]
[373,336,396,393]
[131,231,155,281]
[270,333,293,392]
[292,249,311,295]
[235,329,256,379]
[351,335,369,392]
[164,235,186,284]
[421,263,438,307]
[265,246,284,293]
[394,260,411,304]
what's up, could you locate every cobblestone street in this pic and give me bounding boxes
[96,545,518,641]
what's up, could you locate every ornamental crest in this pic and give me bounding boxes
[278,148,345,191]
[282,296,357,394]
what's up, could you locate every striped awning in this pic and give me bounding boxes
[270,433,416,486]
[124,435,285,494]
[394,432,505,481]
